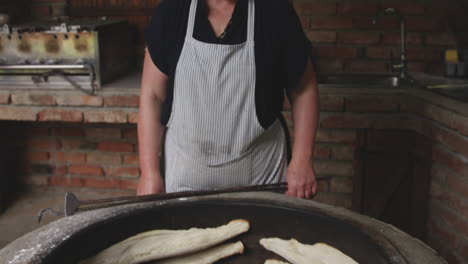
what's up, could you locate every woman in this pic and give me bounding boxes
[137,0,319,199]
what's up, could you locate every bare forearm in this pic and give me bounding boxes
[138,95,164,179]
[138,50,168,182]
[290,60,319,164]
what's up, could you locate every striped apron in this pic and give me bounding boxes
[164,0,287,192]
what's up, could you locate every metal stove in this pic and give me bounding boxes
[0,20,132,94]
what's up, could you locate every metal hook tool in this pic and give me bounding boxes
[37,183,289,223]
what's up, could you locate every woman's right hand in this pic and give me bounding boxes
[137,173,165,195]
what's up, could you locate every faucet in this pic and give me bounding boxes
[373,8,407,80]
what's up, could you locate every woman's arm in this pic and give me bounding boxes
[286,58,319,199]
[137,48,168,195]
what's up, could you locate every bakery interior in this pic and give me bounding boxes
[0,0,467,263]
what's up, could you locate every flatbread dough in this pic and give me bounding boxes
[265,260,291,264]
[260,238,358,264]
[152,241,244,264]
[80,219,250,264]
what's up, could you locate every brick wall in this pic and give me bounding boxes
[26,0,468,75]
[294,1,468,75]
[0,0,31,24]
[0,121,139,191]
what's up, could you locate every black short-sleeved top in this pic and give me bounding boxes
[145,0,311,128]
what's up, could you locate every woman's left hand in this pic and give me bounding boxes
[285,159,317,199]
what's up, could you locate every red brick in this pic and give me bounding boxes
[314,144,331,159]
[31,5,51,18]
[38,109,83,122]
[122,127,138,139]
[0,107,38,121]
[84,110,127,123]
[68,165,103,176]
[50,152,86,163]
[120,179,139,190]
[11,94,56,106]
[345,61,388,73]
[367,47,400,60]
[103,95,140,107]
[0,93,9,104]
[128,111,139,124]
[53,165,67,175]
[338,3,377,15]
[314,160,354,176]
[81,177,119,189]
[426,33,457,46]
[25,176,50,186]
[331,145,355,160]
[430,200,468,238]
[310,17,353,29]
[337,32,380,45]
[299,16,310,30]
[314,192,352,208]
[432,145,467,177]
[427,217,458,255]
[123,154,139,165]
[372,115,406,130]
[381,32,424,45]
[319,95,344,111]
[49,176,84,187]
[25,151,49,162]
[293,2,336,15]
[316,59,343,73]
[353,17,399,30]
[32,0,65,3]
[55,94,103,106]
[22,126,50,137]
[61,138,96,150]
[418,104,468,136]
[431,164,449,184]
[87,152,122,164]
[408,62,426,73]
[314,46,357,58]
[406,17,442,32]
[427,63,445,76]
[321,114,371,129]
[85,127,121,139]
[346,97,399,112]
[459,242,468,262]
[447,174,468,197]
[98,142,134,152]
[105,166,140,177]
[27,138,61,150]
[330,177,353,193]
[431,126,468,157]
[316,129,357,143]
[381,3,425,15]
[316,178,330,192]
[425,4,466,16]
[51,127,84,137]
[306,31,336,43]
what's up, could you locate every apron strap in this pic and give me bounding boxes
[247,0,255,42]
[186,0,198,40]
[186,0,255,42]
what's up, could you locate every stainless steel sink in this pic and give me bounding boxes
[318,74,414,88]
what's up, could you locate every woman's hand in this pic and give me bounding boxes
[137,173,165,195]
[285,159,317,199]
